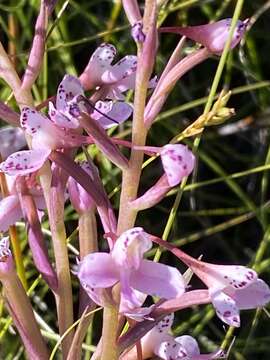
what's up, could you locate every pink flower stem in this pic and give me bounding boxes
[47,164,75,358]
[98,3,158,360]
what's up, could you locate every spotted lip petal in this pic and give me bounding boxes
[0,149,51,176]
[56,74,84,110]
[101,55,137,84]
[161,144,195,187]
[79,43,117,88]
[225,278,270,310]
[91,101,133,129]
[211,290,240,327]
[111,227,152,269]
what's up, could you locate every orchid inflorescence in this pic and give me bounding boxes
[0,1,268,359]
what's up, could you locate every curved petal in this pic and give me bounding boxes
[174,335,200,357]
[205,264,257,292]
[130,259,185,299]
[92,101,133,129]
[0,127,27,160]
[124,304,155,322]
[0,195,22,231]
[211,291,240,327]
[20,107,59,150]
[80,43,116,88]
[77,252,119,288]
[161,144,195,187]
[227,279,270,310]
[56,74,84,110]
[0,149,50,176]
[111,227,152,270]
[119,270,143,312]
[49,102,79,129]
[154,337,189,360]
[102,55,137,83]
[161,19,248,55]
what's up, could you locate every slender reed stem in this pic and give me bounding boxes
[101,305,119,360]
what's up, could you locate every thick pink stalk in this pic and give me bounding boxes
[117,1,157,234]
[48,165,74,357]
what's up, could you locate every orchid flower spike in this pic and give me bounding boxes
[79,43,157,99]
[160,18,249,55]
[76,227,185,320]
[127,313,226,359]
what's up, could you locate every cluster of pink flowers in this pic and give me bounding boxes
[0,2,268,358]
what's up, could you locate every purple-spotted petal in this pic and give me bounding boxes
[174,336,200,357]
[79,43,117,88]
[155,337,188,360]
[111,227,152,270]
[0,195,22,231]
[130,259,185,299]
[161,144,195,186]
[102,55,137,83]
[0,127,26,159]
[211,291,240,327]
[226,279,270,310]
[204,264,257,292]
[56,74,84,110]
[92,101,133,129]
[77,252,119,288]
[0,149,50,176]
[20,107,60,150]
[48,102,79,129]
[161,19,248,55]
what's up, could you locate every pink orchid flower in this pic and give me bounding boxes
[49,74,132,129]
[130,144,195,210]
[79,43,157,99]
[160,18,249,55]
[151,237,270,328]
[77,227,185,318]
[126,313,225,359]
[0,173,45,232]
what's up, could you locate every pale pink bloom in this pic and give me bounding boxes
[160,18,249,55]
[77,227,185,318]
[0,173,45,231]
[79,43,157,99]
[130,144,195,210]
[0,126,26,159]
[182,261,270,327]
[150,237,270,328]
[134,313,225,360]
[48,74,132,129]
